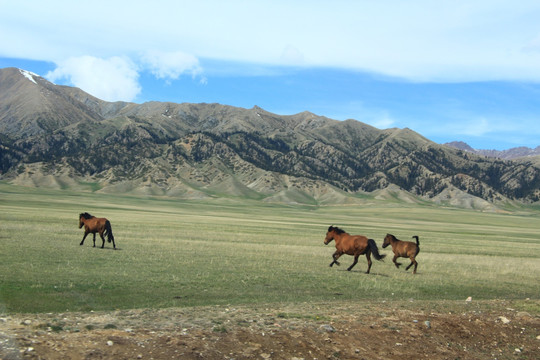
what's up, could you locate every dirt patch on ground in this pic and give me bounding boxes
[1,300,539,360]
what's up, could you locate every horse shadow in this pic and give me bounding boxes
[337,269,390,277]
[82,246,122,251]
[99,247,122,251]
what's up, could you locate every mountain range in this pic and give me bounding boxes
[445,141,540,160]
[1,67,539,209]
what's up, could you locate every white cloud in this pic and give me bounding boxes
[44,51,207,101]
[141,50,203,82]
[46,56,141,102]
[4,1,540,82]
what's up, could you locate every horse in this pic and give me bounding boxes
[324,225,386,273]
[382,234,420,274]
[79,212,116,249]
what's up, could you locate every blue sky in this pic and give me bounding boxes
[2,1,540,150]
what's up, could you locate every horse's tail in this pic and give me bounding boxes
[412,235,420,256]
[104,220,114,243]
[368,239,386,261]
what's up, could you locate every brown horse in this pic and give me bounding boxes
[382,234,420,274]
[324,226,386,273]
[79,212,116,249]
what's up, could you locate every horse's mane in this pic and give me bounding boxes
[79,212,94,219]
[329,225,346,234]
[386,233,398,240]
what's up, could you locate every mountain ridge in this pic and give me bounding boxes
[1,67,540,209]
[445,141,540,160]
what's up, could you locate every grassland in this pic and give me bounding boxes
[1,183,539,314]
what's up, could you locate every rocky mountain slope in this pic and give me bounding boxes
[1,67,540,207]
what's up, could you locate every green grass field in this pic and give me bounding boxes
[1,183,539,314]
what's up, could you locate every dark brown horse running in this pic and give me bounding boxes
[79,212,116,249]
[382,234,420,274]
[324,226,386,273]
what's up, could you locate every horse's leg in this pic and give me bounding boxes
[405,257,418,274]
[91,233,97,247]
[347,254,359,271]
[329,251,342,267]
[405,256,414,271]
[99,231,106,248]
[365,252,372,274]
[392,254,401,268]
[80,232,89,246]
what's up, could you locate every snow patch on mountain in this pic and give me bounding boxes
[19,69,39,84]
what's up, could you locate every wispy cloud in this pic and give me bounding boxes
[4,1,540,84]
[141,50,204,83]
[460,117,490,137]
[369,115,396,130]
[522,33,540,53]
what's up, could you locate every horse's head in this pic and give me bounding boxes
[79,212,92,228]
[324,225,336,245]
[382,233,394,248]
